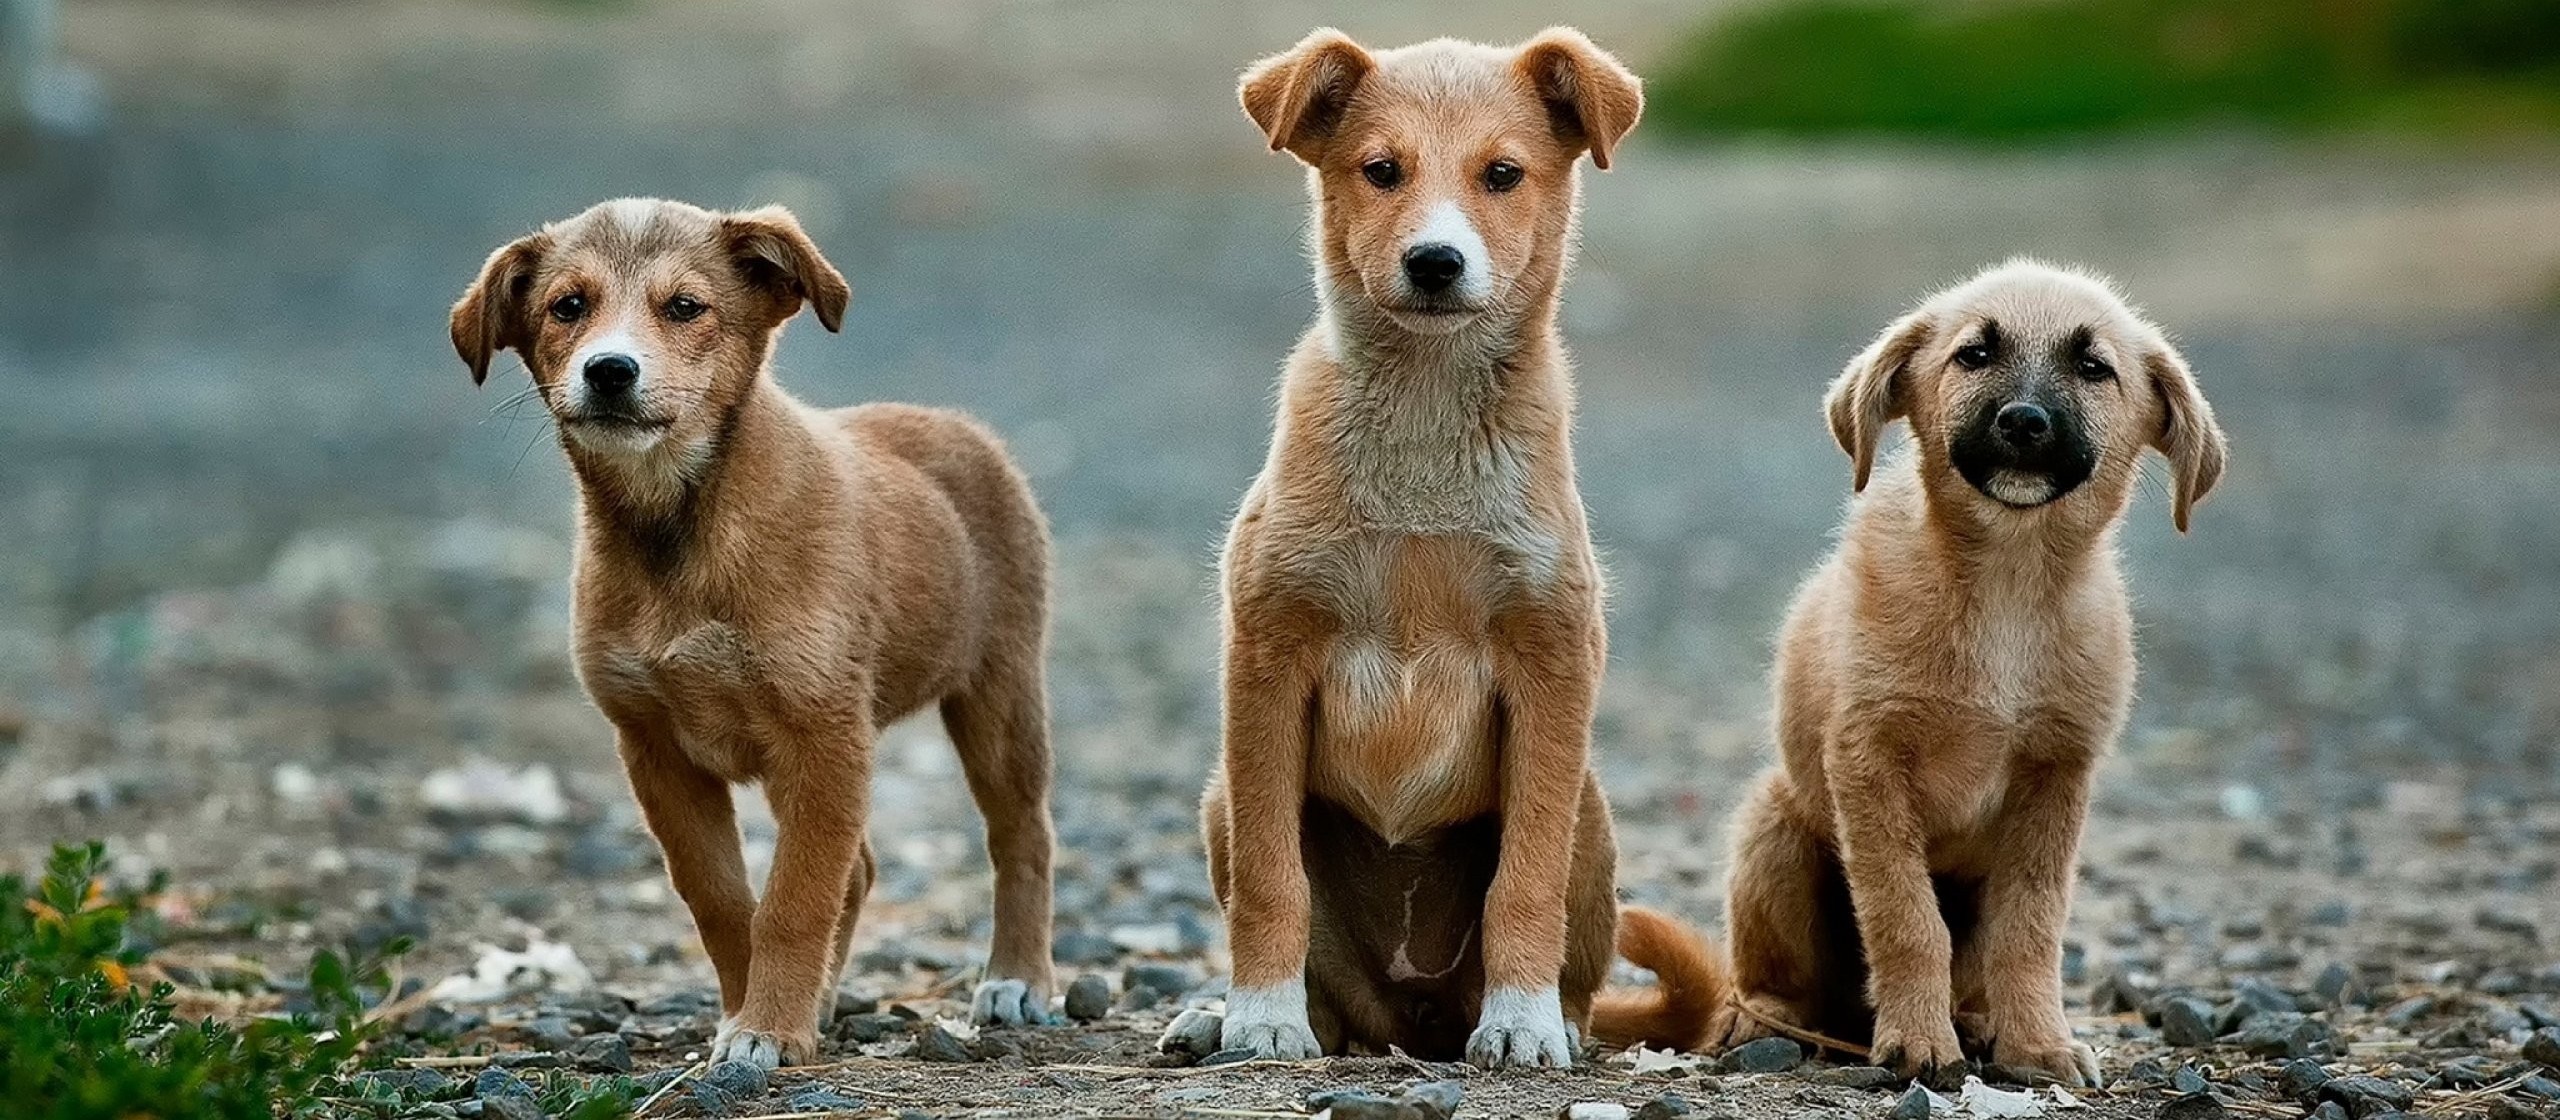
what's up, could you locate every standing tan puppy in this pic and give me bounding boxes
[449,199,1058,1069]
[1197,28,1644,1068]
[1601,261,2229,1085]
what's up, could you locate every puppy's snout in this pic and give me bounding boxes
[1995,402,2053,449]
[1402,244,1466,294]
[584,353,640,395]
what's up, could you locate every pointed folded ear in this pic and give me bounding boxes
[720,206,850,333]
[1825,311,1932,492]
[449,232,551,386]
[1515,27,1644,170]
[2144,339,2228,533]
[1239,28,1375,161]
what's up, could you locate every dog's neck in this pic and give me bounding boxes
[1309,287,1567,533]
[564,375,798,579]
[1876,452,2122,600]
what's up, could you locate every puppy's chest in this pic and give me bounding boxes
[1300,535,1512,842]
[582,620,807,781]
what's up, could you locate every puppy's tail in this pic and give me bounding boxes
[1588,905,1730,1052]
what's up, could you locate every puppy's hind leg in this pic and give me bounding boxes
[822,837,879,1006]
[1722,772,1851,1053]
[943,647,1059,1028]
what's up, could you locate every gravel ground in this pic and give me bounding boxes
[5,2,2560,1117]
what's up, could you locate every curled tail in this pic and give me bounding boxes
[1588,905,1730,1052]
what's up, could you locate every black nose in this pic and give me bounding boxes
[1402,244,1466,294]
[1995,402,2052,448]
[583,353,639,394]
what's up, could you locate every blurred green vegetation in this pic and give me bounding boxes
[1651,0,2560,142]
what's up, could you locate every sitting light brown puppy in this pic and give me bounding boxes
[449,199,1058,1069]
[1601,261,2228,1085]
[1197,27,1646,1068]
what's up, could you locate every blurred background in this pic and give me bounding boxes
[0,0,2555,1010]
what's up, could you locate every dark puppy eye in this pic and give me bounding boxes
[1953,343,1993,370]
[664,294,706,322]
[548,292,586,324]
[1362,158,1403,190]
[2076,354,2115,381]
[1484,160,1523,192]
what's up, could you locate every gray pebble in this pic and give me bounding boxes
[353,1068,454,1099]
[491,1051,561,1070]
[1631,1092,1694,1120]
[701,1060,769,1097]
[1810,1065,1898,1090]
[2170,1066,2212,1096]
[1720,1036,1803,1073]
[788,1089,869,1112]
[1199,1046,1259,1066]
[1159,1007,1223,1059]
[481,1096,544,1120]
[836,1012,908,1043]
[2279,1058,2331,1100]
[2311,1103,2351,1120]
[913,1024,977,1063]
[2524,1075,2560,1100]
[1890,1084,1935,1119]
[2320,1074,2415,1117]
[474,1068,535,1101]
[1062,974,1113,1021]
[2161,996,2218,1047]
[2233,1011,2329,1059]
[2158,1093,2228,1120]
[563,1033,631,1073]
[2381,995,2436,1029]
[1053,930,1121,966]
[1125,963,1201,997]
[1320,1095,1418,1120]
[2527,1027,2560,1071]
[1403,1080,1465,1119]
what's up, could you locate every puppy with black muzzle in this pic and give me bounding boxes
[450,199,1060,1069]
[1595,261,2229,1087]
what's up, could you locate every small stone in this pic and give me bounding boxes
[1116,984,1166,1012]
[566,1032,632,1073]
[1158,1007,1223,1060]
[474,1068,535,1101]
[2092,970,2155,1015]
[2382,996,2436,1029]
[2162,996,2218,1047]
[832,989,877,1019]
[353,1068,454,1099]
[2171,1066,2212,1096]
[523,1015,579,1048]
[2314,963,2361,1008]
[2233,1012,2328,1059]
[2525,1075,2560,1101]
[1197,1046,1258,1066]
[1720,1036,1803,1073]
[2320,1074,2416,1117]
[1125,963,1202,997]
[1810,1065,1898,1090]
[913,1023,976,1063]
[2311,1103,2351,1120]
[1306,1089,1395,1112]
[481,1096,544,1120]
[835,1012,908,1043]
[1891,1084,1936,1119]
[491,1051,561,1070]
[2527,1027,2560,1071]
[2279,1058,2332,1100]
[1053,930,1121,966]
[1558,1106,1631,1120]
[2159,1094,2228,1120]
[2115,1057,2170,1087]
[1631,1092,1694,1120]
[1063,974,1113,1022]
[2481,906,2541,940]
[2232,977,2299,1019]
[2438,1056,2498,1088]
[2488,1099,2549,1120]
[1316,1094,1417,1120]
[1403,1081,1465,1120]
[788,1089,868,1112]
[701,1060,769,1098]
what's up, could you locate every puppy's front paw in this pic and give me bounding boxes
[970,977,1053,1027]
[710,1016,817,1070]
[1993,1036,2099,1088]
[1870,1016,1967,1082]
[1466,986,1577,1069]
[1220,980,1321,1060]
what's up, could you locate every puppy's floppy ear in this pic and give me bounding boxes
[2144,339,2228,533]
[1239,28,1375,161]
[449,232,551,386]
[1516,27,1644,170]
[1825,311,1931,492]
[720,206,851,333]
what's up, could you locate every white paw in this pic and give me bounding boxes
[1466,986,1576,1069]
[970,977,1051,1027]
[1220,979,1321,1060]
[709,1017,785,1070]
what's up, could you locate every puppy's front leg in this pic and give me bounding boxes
[619,728,757,1014]
[1471,607,1601,1069]
[720,719,871,1070]
[1827,724,1965,1078]
[1976,756,2099,1086]
[1216,629,1321,1060]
